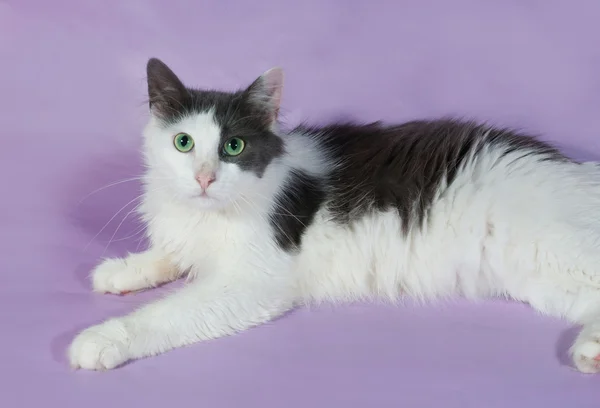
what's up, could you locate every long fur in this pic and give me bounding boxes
[69,58,600,374]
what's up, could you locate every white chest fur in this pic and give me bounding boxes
[142,196,293,284]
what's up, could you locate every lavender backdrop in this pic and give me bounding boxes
[1,0,599,406]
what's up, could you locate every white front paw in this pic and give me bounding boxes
[68,319,130,370]
[91,257,140,295]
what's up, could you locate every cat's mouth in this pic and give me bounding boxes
[190,191,219,206]
[192,191,212,199]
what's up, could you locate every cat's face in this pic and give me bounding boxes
[142,58,285,210]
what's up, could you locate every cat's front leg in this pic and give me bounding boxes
[91,248,179,295]
[69,270,294,370]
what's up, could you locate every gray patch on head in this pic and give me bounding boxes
[146,58,284,177]
[210,92,285,178]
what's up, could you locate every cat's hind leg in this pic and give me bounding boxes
[563,289,600,373]
[571,320,600,373]
[513,278,600,373]
[91,248,179,295]
[523,274,600,373]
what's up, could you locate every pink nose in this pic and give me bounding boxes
[195,172,216,190]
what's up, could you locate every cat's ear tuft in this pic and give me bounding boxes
[146,58,188,119]
[246,67,284,125]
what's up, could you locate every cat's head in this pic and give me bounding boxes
[142,58,285,210]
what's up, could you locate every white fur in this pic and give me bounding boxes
[69,111,600,373]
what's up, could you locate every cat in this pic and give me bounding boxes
[68,57,600,373]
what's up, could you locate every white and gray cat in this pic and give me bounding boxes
[69,58,600,373]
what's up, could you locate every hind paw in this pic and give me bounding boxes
[571,336,600,373]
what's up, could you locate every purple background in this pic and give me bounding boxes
[2,0,600,406]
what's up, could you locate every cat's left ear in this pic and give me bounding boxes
[146,58,189,120]
[245,67,284,125]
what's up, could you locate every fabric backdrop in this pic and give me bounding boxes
[1,0,599,406]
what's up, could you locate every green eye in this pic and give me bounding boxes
[174,133,194,152]
[223,137,245,156]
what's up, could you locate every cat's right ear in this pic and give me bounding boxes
[245,67,284,126]
[146,58,188,119]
